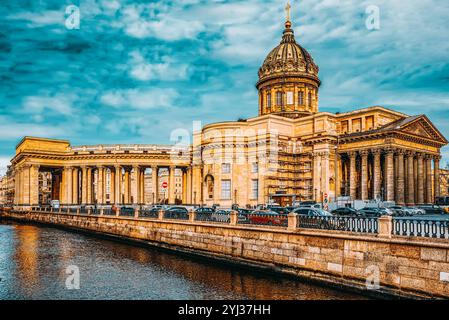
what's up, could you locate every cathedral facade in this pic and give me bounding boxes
[8,16,448,209]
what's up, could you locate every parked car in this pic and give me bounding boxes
[389,206,413,217]
[165,206,189,219]
[268,206,290,215]
[293,207,333,217]
[195,207,215,214]
[120,206,135,216]
[417,205,445,215]
[299,203,322,209]
[405,207,425,215]
[247,210,287,226]
[211,209,247,223]
[358,207,383,217]
[331,207,360,216]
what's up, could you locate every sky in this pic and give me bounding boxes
[1,0,449,175]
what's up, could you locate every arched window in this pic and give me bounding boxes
[308,92,312,108]
[267,93,272,109]
[276,91,283,106]
[205,175,214,199]
[298,91,304,106]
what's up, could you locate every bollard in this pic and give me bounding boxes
[134,207,139,219]
[230,210,238,226]
[76,208,80,215]
[287,212,298,231]
[100,208,104,216]
[158,209,164,221]
[188,209,196,222]
[378,215,393,238]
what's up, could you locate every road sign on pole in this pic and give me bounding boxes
[162,181,168,189]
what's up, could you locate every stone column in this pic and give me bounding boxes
[313,152,322,202]
[114,166,122,204]
[29,164,39,206]
[14,167,21,205]
[349,152,357,200]
[131,165,139,205]
[97,166,104,204]
[124,168,130,204]
[66,166,73,204]
[73,167,80,205]
[416,154,424,205]
[169,166,176,204]
[414,157,418,204]
[396,150,405,205]
[424,156,432,204]
[87,168,92,204]
[21,165,30,205]
[334,152,341,198]
[140,168,145,205]
[182,168,188,204]
[360,150,369,201]
[321,152,329,201]
[385,149,395,202]
[406,151,415,206]
[109,168,115,205]
[151,166,158,204]
[434,155,441,200]
[81,166,88,205]
[373,149,381,200]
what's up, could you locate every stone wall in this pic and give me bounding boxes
[2,211,449,299]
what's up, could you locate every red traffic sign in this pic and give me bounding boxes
[162,182,168,189]
[324,193,328,198]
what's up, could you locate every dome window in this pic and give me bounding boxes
[298,91,304,106]
[276,91,283,106]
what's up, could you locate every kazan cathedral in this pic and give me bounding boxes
[8,8,448,209]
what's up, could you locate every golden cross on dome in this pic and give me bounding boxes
[285,1,291,22]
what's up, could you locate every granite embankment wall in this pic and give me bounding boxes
[2,211,449,299]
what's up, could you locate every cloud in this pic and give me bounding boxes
[101,88,179,110]
[22,95,73,116]
[128,50,189,81]
[0,157,11,176]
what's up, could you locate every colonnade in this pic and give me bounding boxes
[14,164,191,206]
[339,148,441,205]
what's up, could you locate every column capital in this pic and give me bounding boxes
[405,150,416,158]
[434,154,442,161]
[424,154,434,160]
[360,150,369,157]
[395,148,406,155]
[383,147,395,155]
[114,164,121,169]
[372,149,382,156]
[348,151,357,158]
[415,152,424,159]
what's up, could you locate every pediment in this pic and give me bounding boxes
[400,116,448,143]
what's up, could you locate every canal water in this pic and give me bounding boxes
[0,222,365,300]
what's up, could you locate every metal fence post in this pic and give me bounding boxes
[288,212,298,231]
[378,215,392,238]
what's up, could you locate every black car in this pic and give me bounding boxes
[195,207,215,214]
[358,207,382,217]
[165,206,189,219]
[331,207,359,216]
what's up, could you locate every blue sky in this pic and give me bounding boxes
[1,0,449,174]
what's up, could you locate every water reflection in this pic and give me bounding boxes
[0,222,366,300]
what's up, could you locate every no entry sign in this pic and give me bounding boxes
[162,182,168,189]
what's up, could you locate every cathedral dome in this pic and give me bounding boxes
[257,21,320,85]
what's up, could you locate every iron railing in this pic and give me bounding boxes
[163,210,189,220]
[103,208,115,216]
[139,209,159,219]
[240,213,288,227]
[119,208,135,217]
[297,216,378,234]
[393,218,449,239]
[195,212,230,223]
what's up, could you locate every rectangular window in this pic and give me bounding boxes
[298,91,304,105]
[251,179,259,199]
[276,92,283,106]
[352,118,362,132]
[341,120,349,133]
[252,162,258,173]
[286,91,293,105]
[221,180,231,200]
[267,93,272,108]
[222,163,231,174]
[365,116,374,130]
[308,92,312,107]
